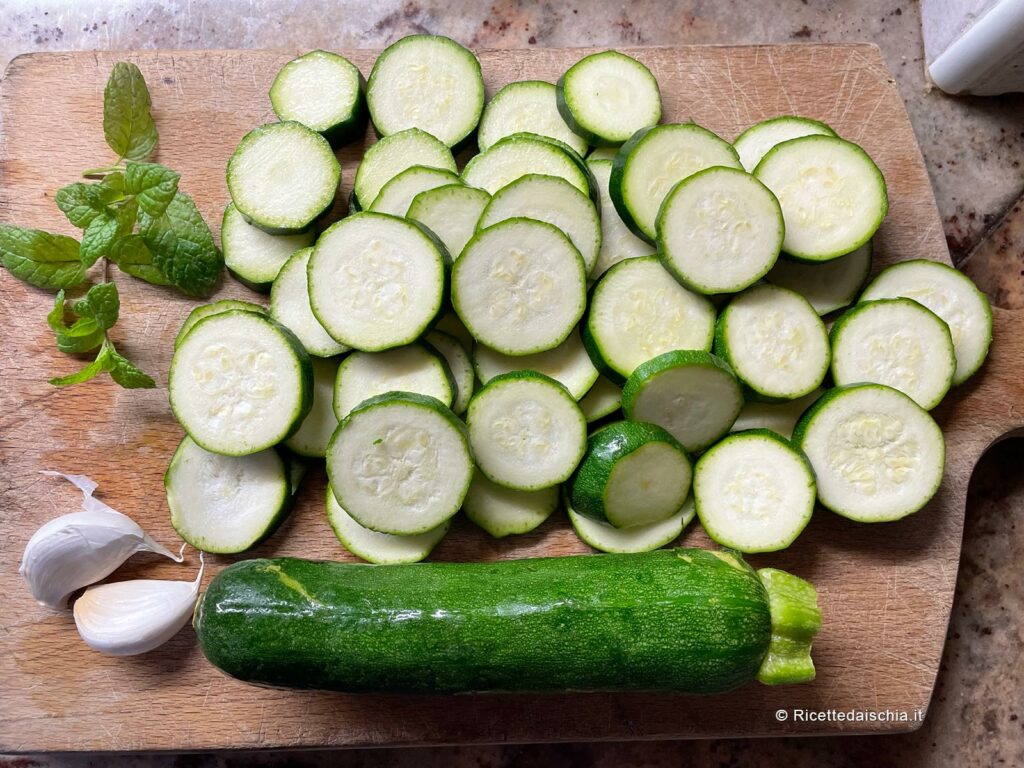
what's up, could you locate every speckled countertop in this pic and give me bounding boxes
[1,1,1022,766]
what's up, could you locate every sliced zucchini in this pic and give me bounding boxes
[831,298,955,410]
[368,165,462,217]
[269,50,367,145]
[733,116,837,173]
[284,356,341,458]
[610,123,741,242]
[366,34,484,148]
[766,242,872,316]
[327,391,473,535]
[694,429,816,553]
[586,155,655,279]
[453,218,586,356]
[715,284,830,400]
[567,495,695,554]
[754,135,887,262]
[556,50,662,146]
[326,489,448,564]
[478,80,588,156]
[473,326,598,400]
[462,470,560,538]
[466,371,586,491]
[175,299,267,348]
[425,331,474,415]
[569,420,692,528]
[407,184,491,260]
[353,127,457,208]
[657,166,784,294]
[621,350,743,453]
[221,203,314,291]
[332,343,454,420]
[508,131,602,206]
[462,134,590,197]
[584,256,716,381]
[308,212,447,352]
[477,173,602,276]
[579,375,622,423]
[226,121,340,233]
[793,383,945,522]
[165,436,291,553]
[859,259,993,385]
[169,310,312,456]
[270,247,348,357]
[433,310,475,351]
[730,389,823,440]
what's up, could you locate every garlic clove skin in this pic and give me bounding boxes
[20,472,183,609]
[73,557,204,656]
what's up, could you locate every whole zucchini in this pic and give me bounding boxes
[194,549,820,694]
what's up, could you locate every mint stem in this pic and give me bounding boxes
[81,164,123,178]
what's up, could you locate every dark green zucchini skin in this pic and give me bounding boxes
[194,548,772,694]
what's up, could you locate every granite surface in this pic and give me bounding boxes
[1,0,1022,765]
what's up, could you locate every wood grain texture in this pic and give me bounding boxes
[0,44,1021,753]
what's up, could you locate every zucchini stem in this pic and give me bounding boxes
[756,567,822,685]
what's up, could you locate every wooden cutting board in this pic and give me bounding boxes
[1,44,1021,753]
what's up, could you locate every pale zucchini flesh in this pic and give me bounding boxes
[333,343,454,420]
[462,470,559,537]
[407,184,491,260]
[326,489,448,564]
[221,203,314,290]
[175,299,268,348]
[733,116,837,173]
[568,495,694,554]
[368,165,462,217]
[284,356,341,458]
[578,375,622,423]
[462,135,590,197]
[269,50,366,143]
[473,326,598,400]
[587,157,655,279]
[478,80,588,156]
[730,390,823,441]
[766,242,872,316]
[425,331,474,415]
[353,127,457,208]
[270,247,349,357]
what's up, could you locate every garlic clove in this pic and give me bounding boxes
[73,556,204,656]
[20,472,183,609]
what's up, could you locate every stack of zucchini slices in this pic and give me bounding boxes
[167,38,992,563]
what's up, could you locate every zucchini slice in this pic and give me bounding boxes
[657,166,783,294]
[407,184,491,260]
[366,34,484,148]
[579,375,622,423]
[567,495,695,554]
[715,284,830,401]
[556,50,662,146]
[733,115,836,173]
[462,134,590,197]
[368,165,462,217]
[477,173,602,276]
[308,212,447,352]
[165,436,291,553]
[327,391,473,535]
[433,310,475,351]
[859,259,993,385]
[425,331,474,415]
[830,298,956,410]
[569,420,692,528]
[754,135,887,262]
[169,310,312,456]
[284,356,341,459]
[466,371,586,491]
[226,121,340,233]
[730,389,823,440]
[694,430,816,553]
[354,127,457,209]
[793,384,945,522]
[584,256,716,381]
[586,155,655,279]
[610,123,741,242]
[478,80,588,156]
[766,242,872,316]
[269,50,367,145]
[462,470,560,538]
[473,326,598,400]
[333,343,454,420]
[221,202,314,291]
[326,488,448,564]
[175,299,267,348]
[270,247,348,357]
[622,350,743,453]
[453,218,586,356]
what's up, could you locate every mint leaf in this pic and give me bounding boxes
[79,199,137,268]
[139,191,222,297]
[106,347,156,389]
[73,282,120,330]
[109,235,171,285]
[124,162,180,218]
[47,290,105,353]
[49,344,112,388]
[99,171,127,198]
[0,226,86,290]
[55,183,116,228]
[103,62,157,162]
